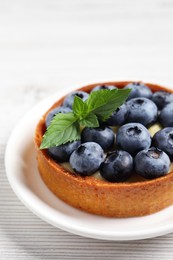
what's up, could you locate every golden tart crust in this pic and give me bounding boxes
[34,81,173,217]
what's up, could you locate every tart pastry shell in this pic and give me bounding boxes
[34,82,173,217]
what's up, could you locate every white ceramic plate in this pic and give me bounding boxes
[5,87,173,241]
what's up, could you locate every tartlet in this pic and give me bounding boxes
[34,81,173,217]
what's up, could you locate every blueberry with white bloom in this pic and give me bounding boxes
[152,91,173,109]
[159,103,173,127]
[63,91,89,108]
[124,82,152,100]
[81,126,115,150]
[153,127,173,160]
[135,147,170,179]
[48,140,81,162]
[100,150,133,182]
[69,142,104,176]
[91,85,117,92]
[116,123,151,156]
[106,104,129,126]
[126,97,158,126]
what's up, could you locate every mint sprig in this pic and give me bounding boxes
[80,113,99,128]
[72,95,88,118]
[86,89,131,121]
[40,88,130,149]
[40,113,80,149]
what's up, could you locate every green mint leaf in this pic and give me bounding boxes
[80,113,99,127]
[72,95,88,118]
[40,87,131,149]
[40,112,80,149]
[86,89,131,121]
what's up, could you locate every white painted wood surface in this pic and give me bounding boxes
[1,0,173,259]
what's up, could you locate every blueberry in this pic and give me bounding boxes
[69,142,104,176]
[153,127,173,160]
[106,104,129,126]
[126,98,158,126]
[100,150,133,182]
[135,147,170,179]
[91,84,117,92]
[63,91,89,108]
[152,91,173,109]
[116,123,151,156]
[159,103,173,127]
[48,140,81,163]
[81,126,114,150]
[124,82,152,100]
[45,106,72,128]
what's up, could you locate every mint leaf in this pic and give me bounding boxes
[40,112,80,149]
[40,87,131,149]
[72,95,88,118]
[86,89,131,121]
[80,113,99,127]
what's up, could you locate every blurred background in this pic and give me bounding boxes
[1,0,173,131]
[1,0,173,259]
[2,0,173,87]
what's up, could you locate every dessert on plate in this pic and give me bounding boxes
[34,81,173,217]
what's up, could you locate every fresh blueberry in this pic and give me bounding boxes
[159,103,173,127]
[153,127,173,160]
[63,91,89,108]
[124,82,152,100]
[126,98,158,126]
[48,140,81,163]
[45,106,72,128]
[106,104,129,126]
[81,126,114,150]
[152,91,173,109]
[100,150,133,182]
[91,84,117,92]
[135,147,170,179]
[69,142,104,176]
[116,123,151,156]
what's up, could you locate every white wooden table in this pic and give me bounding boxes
[1,0,173,259]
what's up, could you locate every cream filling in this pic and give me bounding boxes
[61,123,173,182]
